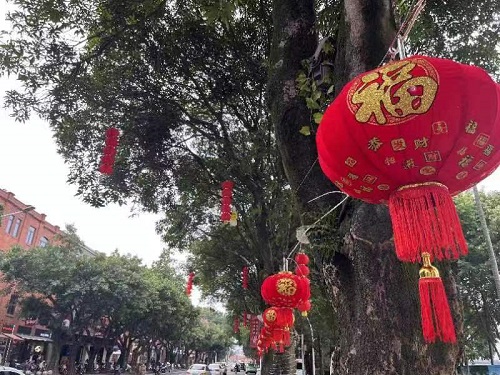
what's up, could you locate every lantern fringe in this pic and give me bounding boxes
[389,183,468,262]
[419,277,456,344]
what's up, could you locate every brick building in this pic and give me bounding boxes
[0,188,63,365]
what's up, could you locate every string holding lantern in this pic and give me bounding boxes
[242,266,249,289]
[99,127,120,175]
[220,180,235,223]
[186,272,195,296]
[317,55,500,343]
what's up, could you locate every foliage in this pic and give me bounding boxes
[455,190,500,362]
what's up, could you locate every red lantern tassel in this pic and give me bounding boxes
[242,266,249,289]
[418,253,456,344]
[389,182,467,263]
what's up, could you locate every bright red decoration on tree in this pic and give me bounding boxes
[298,300,312,317]
[295,252,310,265]
[261,272,309,308]
[317,55,500,344]
[186,272,195,296]
[99,127,120,175]
[295,264,310,277]
[242,266,249,289]
[233,316,240,333]
[220,180,234,224]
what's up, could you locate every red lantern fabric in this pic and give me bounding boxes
[99,127,120,175]
[295,252,310,265]
[261,272,308,308]
[317,55,500,205]
[186,272,195,296]
[220,181,234,223]
[295,264,310,277]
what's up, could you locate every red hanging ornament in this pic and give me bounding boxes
[295,252,310,265]
[186,272,195,296]
[261,272,308,308]
[295,264,310,277]
[220,180,235,223]
[298,300,312,317]
[418,253,456,343]
[317,55,499,262]
[316,55,500,344]
[242,266,249,289]
[99,127,120,175]
[243,311,248,327]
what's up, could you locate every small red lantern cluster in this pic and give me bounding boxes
[186,272,195,296]
[220,181,234,223]
[233,316,240,333]
[317,55,500,343]
[295,253,312,316]
[242,266,249,289]
[99,127,120,175]
[257,266,311,356]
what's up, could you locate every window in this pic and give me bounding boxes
[11,219,21,238]
[39,236,49,247]
[5,215,14,234]
[6,294,18,316]
[26,226,36,245]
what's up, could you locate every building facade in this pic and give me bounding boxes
[0,189,63,365]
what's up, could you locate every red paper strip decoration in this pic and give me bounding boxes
[186,272,195,296]
[242,266,249,289]
[220,180,234,223]
[99,127,120,175]
[317,55,500,343]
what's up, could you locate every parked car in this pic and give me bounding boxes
[214,363,227,375]
[296,360,303,375]
[208,364,226,375]
[187,364,210,375]
[245,364,257,375]
[1,366,25,375]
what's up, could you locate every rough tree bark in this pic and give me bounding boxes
[268,0,461,374]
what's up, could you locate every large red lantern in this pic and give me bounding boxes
[317,55,500,344]
[261,272,308,308]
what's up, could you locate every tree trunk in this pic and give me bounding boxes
[269,0,461,374]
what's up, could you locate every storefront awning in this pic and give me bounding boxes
[15,334,52,342]
[1,333,24,341]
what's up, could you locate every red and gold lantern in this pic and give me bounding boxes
[261,272,308,308]
[317,55,500,343]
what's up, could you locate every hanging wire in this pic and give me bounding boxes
[295,158,318,192]
[378,0,426,66]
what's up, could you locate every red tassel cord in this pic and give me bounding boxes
[389,182,468,262]
[418,253,456,343]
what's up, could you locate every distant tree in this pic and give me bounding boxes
[455,191,500,364]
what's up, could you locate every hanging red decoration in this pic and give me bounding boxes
[261,272,308,308]
[298,300,312,317]
[186,272,195,296]
[317,55,500,344]
[99,127,120,175]
[295,264,310,277]
[295,252,310,265]
[242,266,249,289]
[220,180,235,223]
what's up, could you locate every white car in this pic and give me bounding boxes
[0,367,25,375]
[188,364,210,375]
[208,363,226,375]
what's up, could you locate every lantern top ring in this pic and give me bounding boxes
[396,181,448,192]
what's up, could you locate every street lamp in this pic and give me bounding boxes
[0,205,35,218]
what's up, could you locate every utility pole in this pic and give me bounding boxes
[472,186,500,300]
